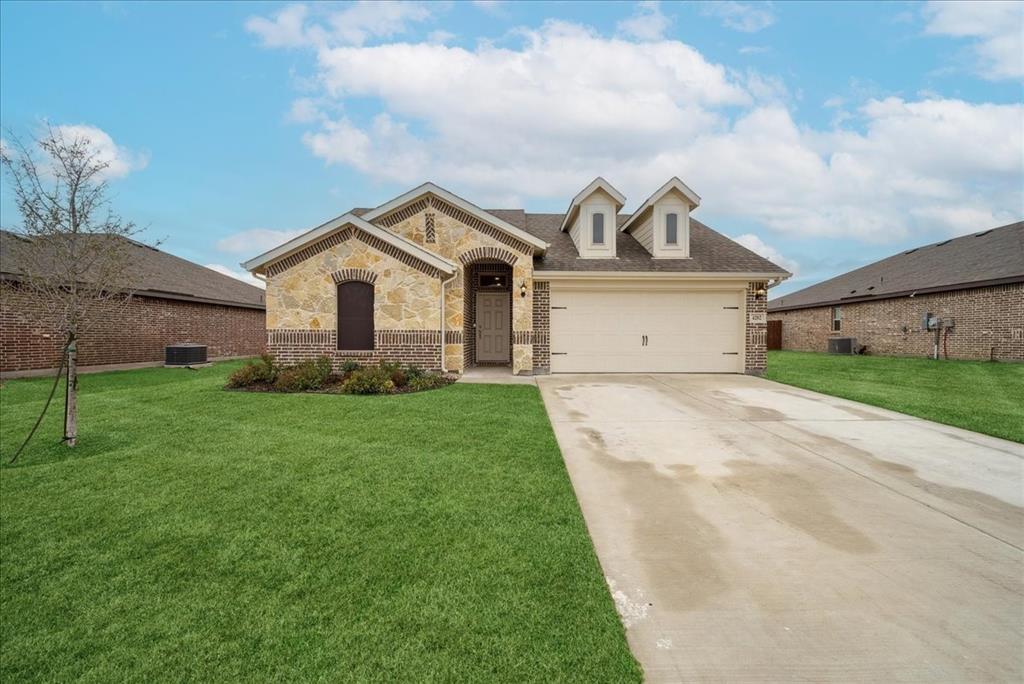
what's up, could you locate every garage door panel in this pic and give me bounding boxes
[550,288,743,373]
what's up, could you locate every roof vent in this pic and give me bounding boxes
[904,248,917,254]
[850,289,857,294]
[975,230,992,237]
[936,239,952,246]
[867,285,875,291]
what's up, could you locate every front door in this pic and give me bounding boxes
[476,292,510,363]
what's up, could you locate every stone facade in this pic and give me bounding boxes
[264,195,536,374]
[0,284,265,375]
[767,282,1024,361]
[745,281,768,375]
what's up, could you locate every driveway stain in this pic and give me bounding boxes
[719,459,878,554]
[578,426,731,614]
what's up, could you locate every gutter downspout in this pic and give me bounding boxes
[439,270,457,373]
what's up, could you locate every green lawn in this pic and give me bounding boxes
[765,351,1024,443]
[0,362,640,682]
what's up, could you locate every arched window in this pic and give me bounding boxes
[666,213,678,245]
[337,281,374,350]
[592,212,605,245]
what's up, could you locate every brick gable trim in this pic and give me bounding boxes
[266,226,443,279]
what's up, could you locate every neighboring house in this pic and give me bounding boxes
[243,178,790,375]
[768,221,1024,361]
[0,230,266,375]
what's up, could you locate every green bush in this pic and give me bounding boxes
[404,364,425,380]
[341,367,395,395]
[226,354,278,388]
[340,360,361,373]
[273,356,333,392]
[408,374,453,392]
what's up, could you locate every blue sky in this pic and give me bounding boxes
[1,1,1021,296]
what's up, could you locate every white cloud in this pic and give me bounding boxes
[50,124,148,179]
[248,12,1023,244]
[205,263,266,289]
[215,228,305,255]
[617,1,671,41]
[245,1,433,49]
[702,2,776,33]
[739,45,770,55]
[427,30,456,44]
[923,1,1024,80]
[731,233,798,275]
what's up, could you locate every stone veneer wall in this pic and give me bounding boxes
[767,282,1024,361]
[532,282,550,373]
[379,199,535,375]
[745,281,768,375]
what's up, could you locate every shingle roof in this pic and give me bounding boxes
[488,212,788,274]
[768,221,1024,312]
[1,230,265,309]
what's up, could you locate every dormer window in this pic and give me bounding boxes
[592,213,605,245]
[666,213,678,245]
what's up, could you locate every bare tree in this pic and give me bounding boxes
[1,125,144,451]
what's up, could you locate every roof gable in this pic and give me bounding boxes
[559,177,626,232]
[242,214,457,277]
[620,177,700,233]
[768,221,1024,311]
[361,182,548,253]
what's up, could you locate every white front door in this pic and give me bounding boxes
[549,288,744,373]
[476,292,510,363]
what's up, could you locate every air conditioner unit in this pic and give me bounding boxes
[827,337,856,354]
[165,343,208,366]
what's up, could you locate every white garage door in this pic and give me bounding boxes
[550,288,744,373]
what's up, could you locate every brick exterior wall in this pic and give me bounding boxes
[0,284,265,373]
[532,281,550,373]
[267,329,441,370]
[745,281,768,375]
[767,282,1024,361]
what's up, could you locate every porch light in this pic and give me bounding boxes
[519,281,528,298]
[754,286,767,300]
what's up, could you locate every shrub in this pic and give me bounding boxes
[404,364,425,381]
[389,369,408,388]
[408,373,453,392]
[340,360,361,373]
[341,366,395,395]
[226,354,278,388]
[273,356,332,392]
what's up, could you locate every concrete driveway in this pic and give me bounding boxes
[537,373,1024,683]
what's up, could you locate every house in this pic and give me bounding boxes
[242,179,790,375]
[767,221,1024,361]
[1,230,266,376]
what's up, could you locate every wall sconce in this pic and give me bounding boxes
[519,281,528,298]
[754,286,767,300]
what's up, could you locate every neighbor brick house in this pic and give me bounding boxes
[768,221,1024,361]
[243,179,790,375]
[1,230,266,375]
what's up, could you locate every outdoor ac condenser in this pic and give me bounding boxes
[827,337,856,354]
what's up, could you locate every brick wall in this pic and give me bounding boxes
[767,282,1024,361]
[0,284,265,373]
[532,281,550,373]
[268,329,442,370]
[745,281,768,375]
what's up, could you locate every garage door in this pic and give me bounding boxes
[550,288,743,373]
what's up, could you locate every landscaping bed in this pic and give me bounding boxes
[226,354,455,394]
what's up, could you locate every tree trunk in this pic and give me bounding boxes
[64,336,78,447]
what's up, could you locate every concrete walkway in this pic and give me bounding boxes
[458,367,537,384]
[537,373,1024,683]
